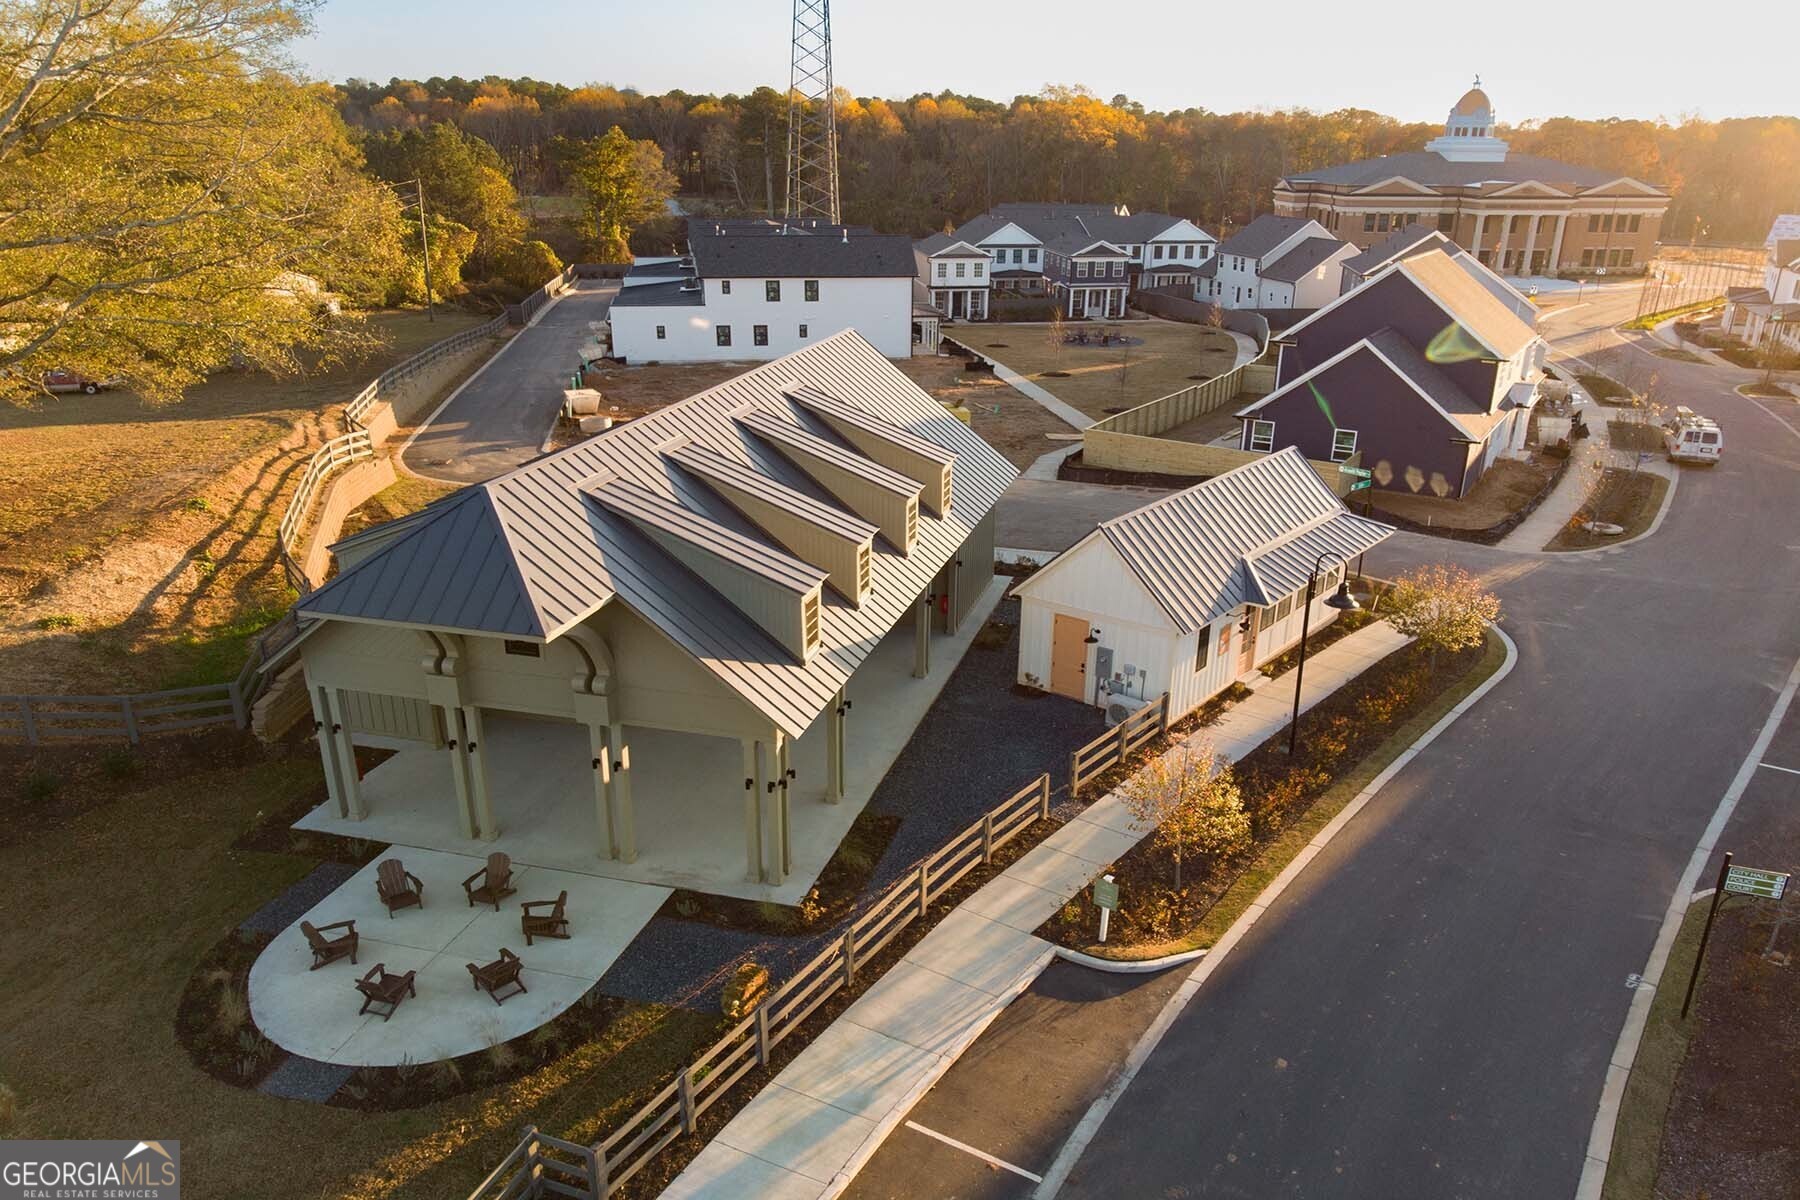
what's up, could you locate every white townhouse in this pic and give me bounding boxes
[609,220,915,363]
[1722,214,1800,356]
[1197,215,1357,312]
[919,203,1217,319]
[915,235,992,321]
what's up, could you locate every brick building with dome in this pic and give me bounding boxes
[1272,80,1669,277]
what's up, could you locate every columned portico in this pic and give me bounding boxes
[1549,214,1568,273]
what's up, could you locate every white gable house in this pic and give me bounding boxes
[609,219,915,363]
[1012,449,1390,719]
[1198,215,1357,311]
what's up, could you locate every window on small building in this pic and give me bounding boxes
[1588,215,1601,233]
[1377,213,1391,232]
[1276,593,1295,620]
[1364,213,1377,233]
[1183,244,1195,258]
[1076,261,1089,277]
[1249,419,1275,452]
[721,279,732,294]
[798,323,809,338]
[805,279,820,301]
[655,324,666,339]
[1028,248,1039,264]
[1439,212,1455,233]
[1331,428,1358,462]
[1196,626,1211,672]
[503,640,540,657]
[716,325,731,346]
[955,262,966,278]
[1628,215,1642,233]
[766,280,781,301]
[1154,245,1165,259]
[1620,248,1634,267]
[935,262,947,278]
[974,262,985,278]
[753,324,768,346]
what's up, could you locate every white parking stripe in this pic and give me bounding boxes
[904,1121,1043,1183]
[1758,761,1800,777]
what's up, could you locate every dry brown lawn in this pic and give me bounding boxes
[0,750,714,1200]
[1366,457,1556,531]
[974,320,1239,421]
[0,310,496,693]
[553,354,1076,473]
[893,355,1076,470]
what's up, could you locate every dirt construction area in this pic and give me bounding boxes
[0,310,499,695]
[972,319,1239,421]
[555,353,1075,473]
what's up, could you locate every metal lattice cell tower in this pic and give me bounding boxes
[784,0,839,223]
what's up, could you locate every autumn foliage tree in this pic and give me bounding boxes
[568,126,678,262]
[1119,739,1250,891]
[1383,565,1500,664]
[0,0,405,404]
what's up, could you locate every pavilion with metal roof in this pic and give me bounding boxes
[288,330,1014,894]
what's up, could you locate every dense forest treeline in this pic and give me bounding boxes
[332,76,1800,246]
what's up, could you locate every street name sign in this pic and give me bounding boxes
[1092,877,1120,910]
[1723,865,1789,900]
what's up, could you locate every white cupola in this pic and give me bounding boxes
[1424,77,1510,163]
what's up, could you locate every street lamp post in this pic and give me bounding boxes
[1287,551,1361,758]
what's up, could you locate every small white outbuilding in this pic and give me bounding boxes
[1012,448,1392,719]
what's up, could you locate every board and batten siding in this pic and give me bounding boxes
[343,690,440,745]
[1017,537,1352,718]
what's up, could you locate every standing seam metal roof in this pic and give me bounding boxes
[298,331,1017,737]
[1021,449,1391,635]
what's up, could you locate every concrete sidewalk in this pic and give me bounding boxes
[661,621,1410,1200]
[1500,411,1676,552]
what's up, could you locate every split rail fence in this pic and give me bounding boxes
[1069,692,1171,798]
[469,772,1056,1199]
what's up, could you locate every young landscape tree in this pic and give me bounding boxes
[1383,564,1501,665]
[1118,739,1250,892]
[567,125,678,262]
[0,0,406,404]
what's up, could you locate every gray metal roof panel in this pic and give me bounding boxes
[737,409,923,498]
[1262,236,1352,282]
[299,330,1016,737]
[1218,215,1314,261]
[787,385,957,466]
[585,476,827,595]
[1090,448,1389,633]
[665,442,878,545]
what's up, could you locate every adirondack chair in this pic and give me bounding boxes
[466,948,528,1006]
[520,891,570,945]
[301,919,358,970]
[375,858,424,918]
[355,963,417,1020]
[462,852,516,910]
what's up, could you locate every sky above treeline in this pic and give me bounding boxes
[299,0,1794,125]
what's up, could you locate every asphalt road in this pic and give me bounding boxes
[401,280,617,483]
[850,326,1800,1197]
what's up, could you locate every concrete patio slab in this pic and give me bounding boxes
[248,849,667,1066]
[296,578,1008,906]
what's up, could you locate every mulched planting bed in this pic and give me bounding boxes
[175,928,285,1090]
[1607,420,1665,454]
[1654,900,1800,1198]
[1040,636,1487,955]
[1549,468,1668,550]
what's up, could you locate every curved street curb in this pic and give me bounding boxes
[1535,465,1681,559]
[1052,944,1207,974]
[1032,624,1519,1199]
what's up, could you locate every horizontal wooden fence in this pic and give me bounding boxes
[0,611,303,747]
[468,1127,600,1200]
[1070,692,1171,799]
[473,773,1054,1199]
